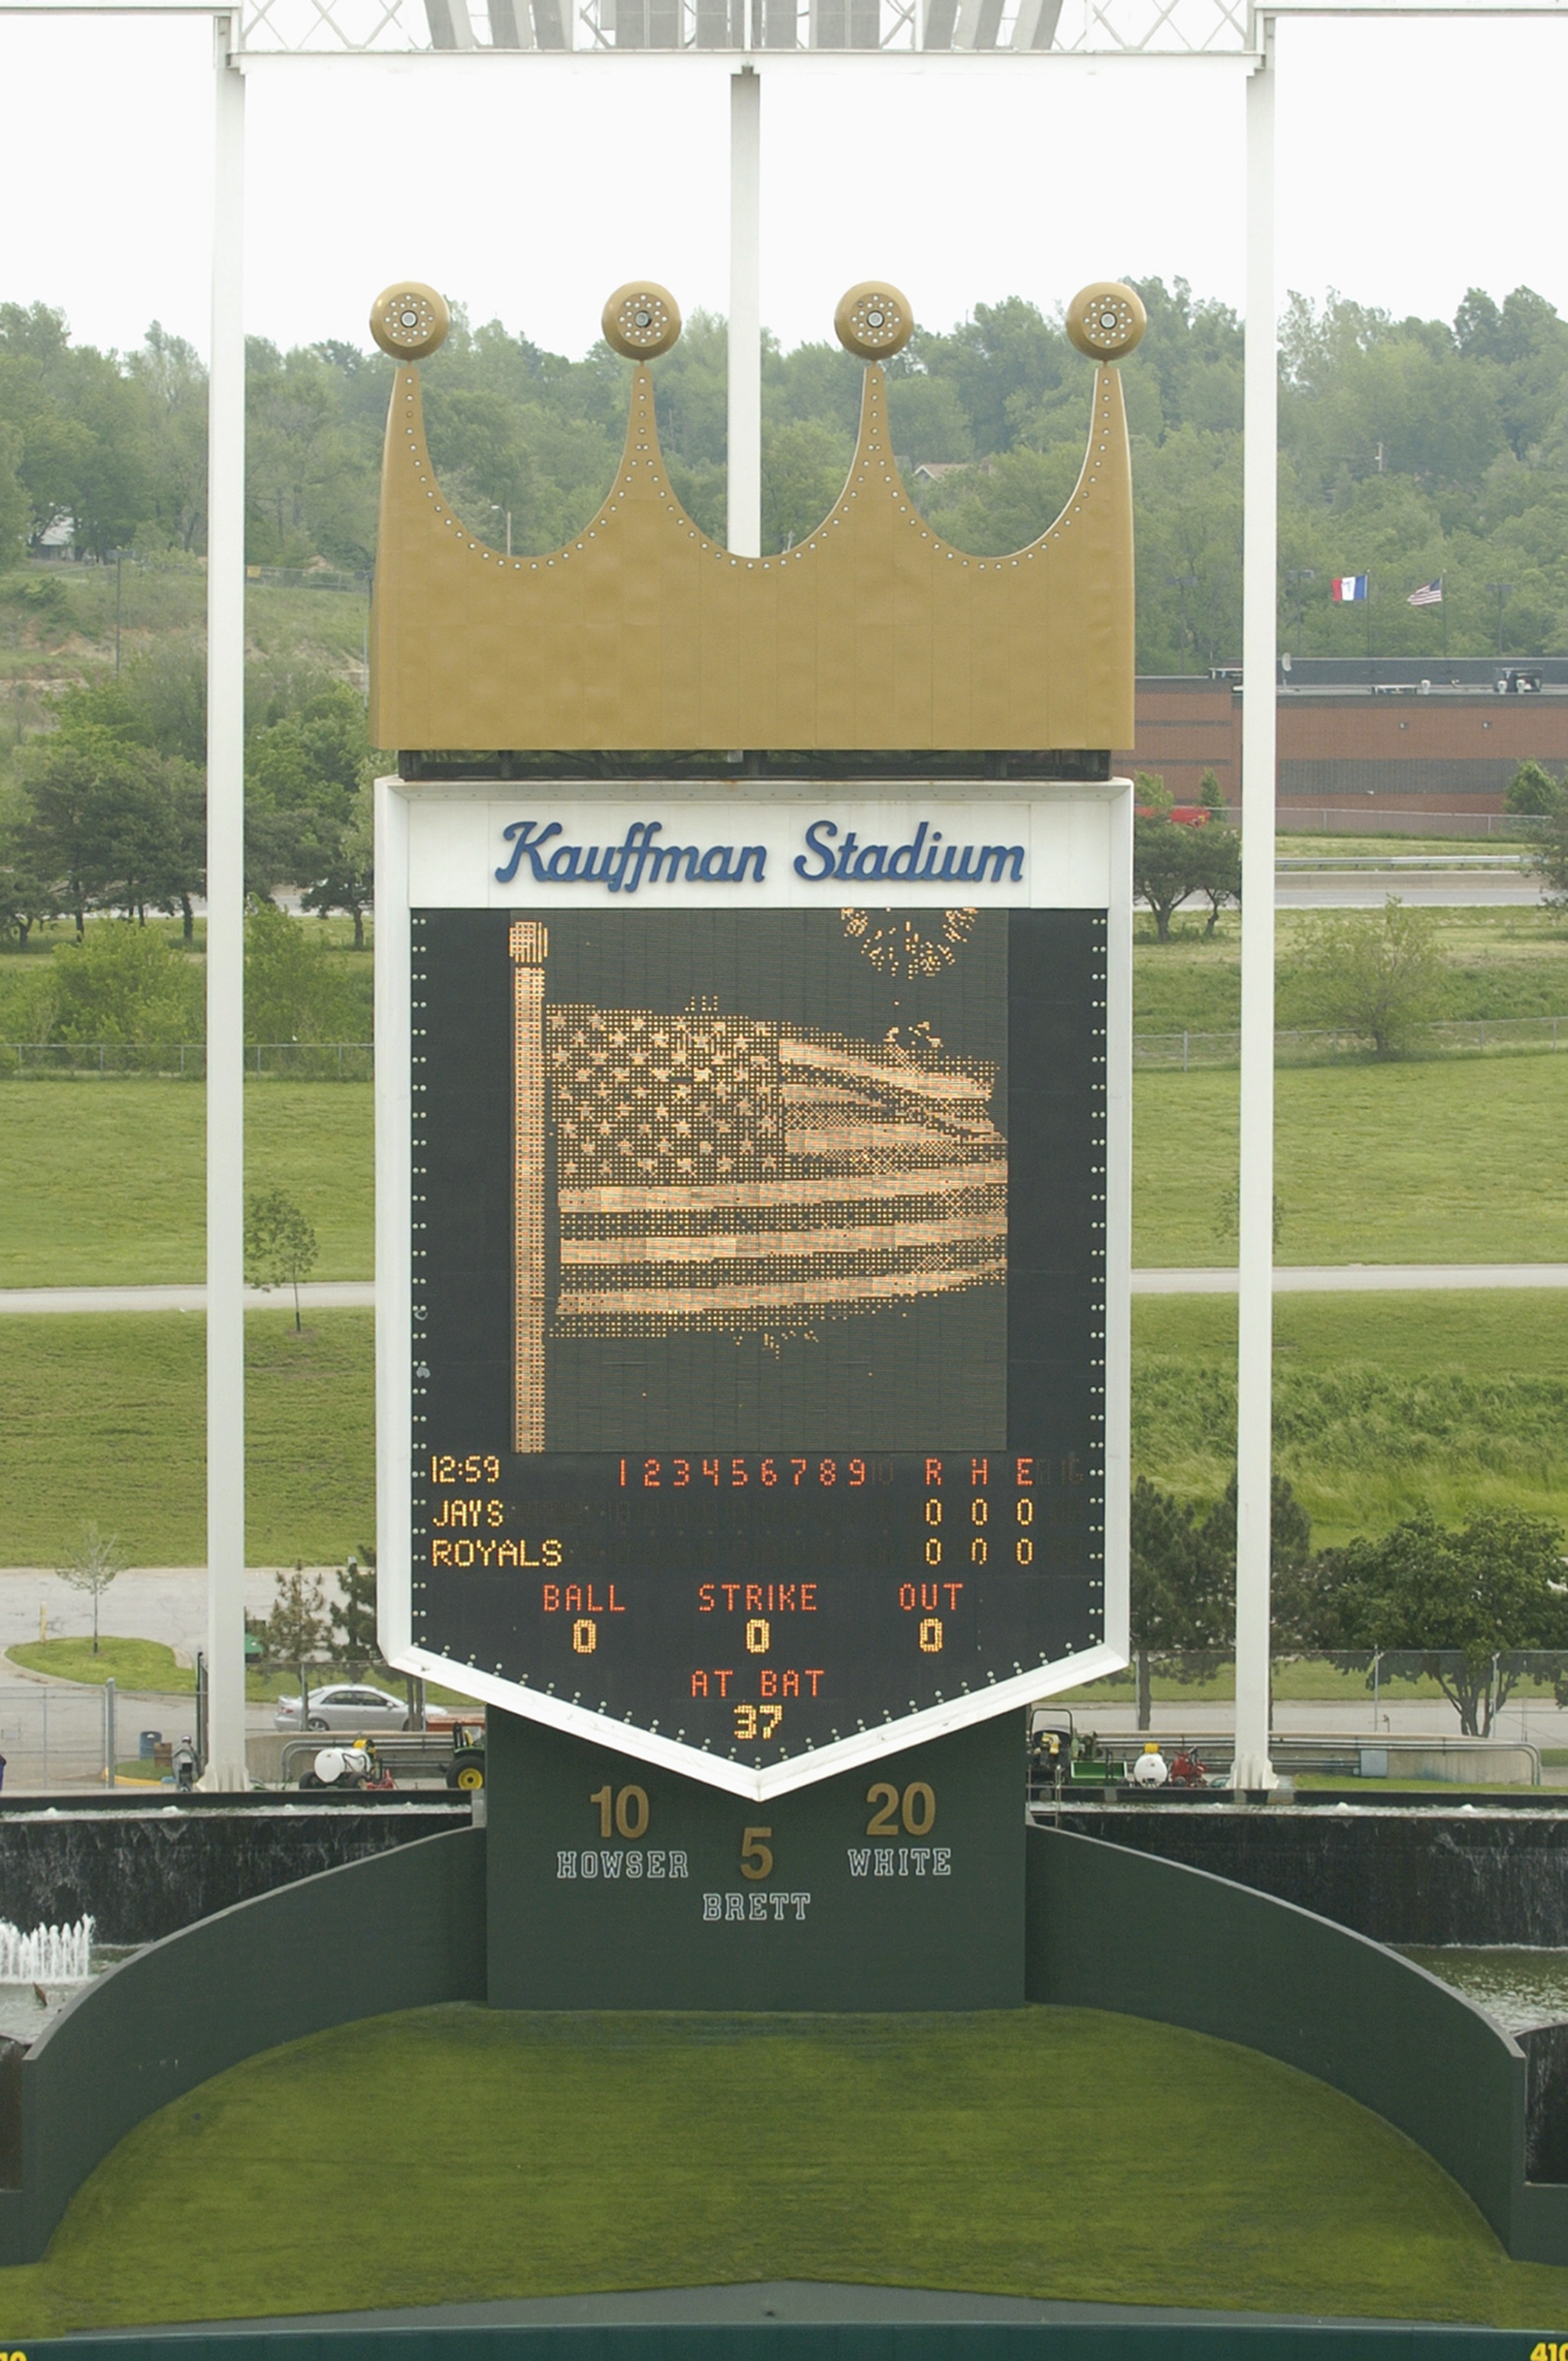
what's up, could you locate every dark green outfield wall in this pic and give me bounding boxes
[0,1827,486,2266]
[1026,1823,1568,2265]
[487,1712,1024,2011]
[7,1777,1568,2272]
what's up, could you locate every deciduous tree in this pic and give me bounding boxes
[56,1521,127,1654]
[1506,760,1564,817]
[1130,1474,1313,1730]
[1301,1509,1568,1735]
[1133,808,1213,943]
[300,781,373,950]
[49,920,199,1046]
[244,1188,319,1331]
[1286,896,1450,1056]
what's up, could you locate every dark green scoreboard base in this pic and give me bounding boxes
[485,1710,1024,2011]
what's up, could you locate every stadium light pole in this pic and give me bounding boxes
[202,3,249,1787]
[0,0,249,1784]
[729,62,762,558]
[1232,2,1277,1793]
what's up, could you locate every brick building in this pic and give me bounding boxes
[1117,658,1568,825]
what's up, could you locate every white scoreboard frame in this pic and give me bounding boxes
[376,772,1133,1803]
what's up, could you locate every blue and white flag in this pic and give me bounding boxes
[1330,575,1369,603]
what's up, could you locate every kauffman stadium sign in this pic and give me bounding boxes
[495,817,1026,894]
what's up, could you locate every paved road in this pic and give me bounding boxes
[1133,1263,1568,1295]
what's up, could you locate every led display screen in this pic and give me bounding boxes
[408,896,1110,1777]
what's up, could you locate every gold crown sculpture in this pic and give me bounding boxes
[367,277,1143,755]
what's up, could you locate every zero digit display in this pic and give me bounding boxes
[379,789,1132,1802]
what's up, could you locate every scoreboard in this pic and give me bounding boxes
[377,786,1130,1801]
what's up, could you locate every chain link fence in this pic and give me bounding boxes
[1274,810,1547,842]
[0,1683,156,1792]
[1054,1648,1568,1726]
[1135,1014,1568,1070]
[0,1044,373,1081]
[7,1025,1563,1080]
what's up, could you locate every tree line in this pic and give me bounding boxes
[8,277,1568,667]
[0,631,374,975]
[1131,1477,1568,1738]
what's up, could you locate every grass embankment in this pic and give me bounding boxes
[1136,1054,1568,1267]
[2,1050,1566,1284]
[1133,1289,1568,1547]
[0,1311,373,1565]
[1277,834,1532,858]
[0,1082,373,1288]
[1131,903,1568,1037]
[0,1292,1560,1571]
[5,2006,1566,2333]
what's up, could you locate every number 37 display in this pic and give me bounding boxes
[377,788,1132,1800]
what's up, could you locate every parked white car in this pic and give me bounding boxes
[273,1684,411,1733]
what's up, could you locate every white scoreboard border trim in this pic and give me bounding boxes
[376,775,1133,1803]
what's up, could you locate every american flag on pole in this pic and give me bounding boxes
[1330,575,1369,603]
[1408,578,1444,608]
[545,1005,1007,1339]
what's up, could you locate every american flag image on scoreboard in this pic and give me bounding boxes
[509,925,1007,1447]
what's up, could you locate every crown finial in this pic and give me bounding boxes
[603,283,682,358]
[1065,282,1146,361]
[370,283,450,361]
[834,283,913,361]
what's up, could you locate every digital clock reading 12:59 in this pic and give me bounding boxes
[380,793,1130,1803]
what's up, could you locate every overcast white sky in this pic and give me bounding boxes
[0,11,1563,362]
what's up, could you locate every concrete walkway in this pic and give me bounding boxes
[0,1281,376,1315]
[5,1268,1567,1312]
[1133,1263,1568,1295]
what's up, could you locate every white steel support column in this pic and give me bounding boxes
[202,11,249,1789]
[727,63,761,558]
[1232,15,1277,1793]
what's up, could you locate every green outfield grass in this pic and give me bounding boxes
[3,1047,1567,1286]
[2,1638,289,1703]
[0,1311,373,1566]
[6,1638,193,1691]
[5,2004,1566,2334]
